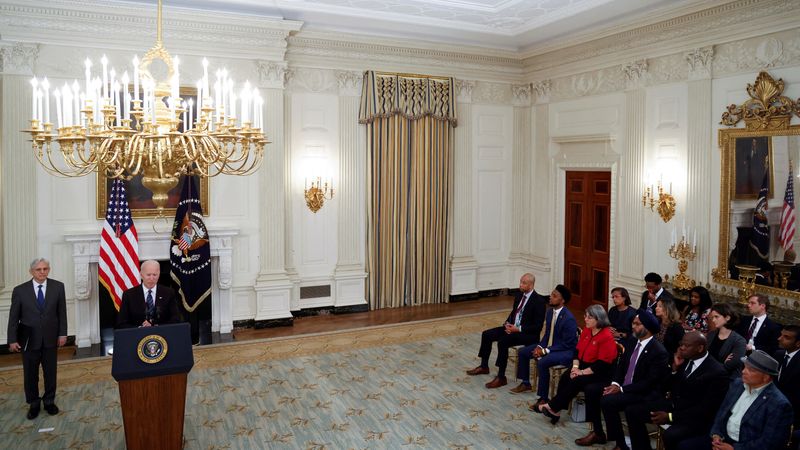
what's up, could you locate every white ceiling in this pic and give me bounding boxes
[123,0,722,52]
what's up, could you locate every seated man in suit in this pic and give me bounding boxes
[640,272,675,316]
[466,273,547,389]
[624,331,729,450]
[117,260,181,328]
[737,294,782,356]
[575,310,669,448]
[775,325,800,449]
[681,350,793,450]
[516,284,577,403]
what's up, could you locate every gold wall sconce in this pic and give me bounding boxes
[642,179,676,223]
[304,177,334,213]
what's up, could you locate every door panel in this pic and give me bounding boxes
[564,171,611,312]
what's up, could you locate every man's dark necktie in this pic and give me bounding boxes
[746,317,759,341]
[37,284,45,310]
[146,289,155,319]
[780,354,789,381]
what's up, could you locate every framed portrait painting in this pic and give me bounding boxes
[96,173,209,219]
[733,136,773,200]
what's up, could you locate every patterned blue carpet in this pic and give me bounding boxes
[0,313,598,449]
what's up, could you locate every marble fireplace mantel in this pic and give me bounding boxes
[64,228,238,348]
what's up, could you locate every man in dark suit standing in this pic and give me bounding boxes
[679,350,793,450]
[624,331,729,450]
[775,325,800,449]
[466,273,547,389]
[516,284,577,401]
[640,272,675,316]
[6,258,67,420]
[117,260,181,328]
[575,311,670,448]
[737,294,782,356]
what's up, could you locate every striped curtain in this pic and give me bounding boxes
[359,71,457,309]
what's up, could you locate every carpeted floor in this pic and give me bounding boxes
[0,311,600,449]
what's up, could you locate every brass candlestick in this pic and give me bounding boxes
[668,236,697,291]
[734,264,759,304]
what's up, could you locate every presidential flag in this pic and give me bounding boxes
[780,162,796,251]
[99,179,140,310]
[751,163,770,260]
[169,176,211,312]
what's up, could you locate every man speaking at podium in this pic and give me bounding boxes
[117,260,181,328]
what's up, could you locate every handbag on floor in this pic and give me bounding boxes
[570,396,586,422]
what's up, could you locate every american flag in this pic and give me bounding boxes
[780,163,796,251]
[98,179,140,310]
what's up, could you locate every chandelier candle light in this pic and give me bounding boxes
[668,224,698,291]
[24,0,268,217]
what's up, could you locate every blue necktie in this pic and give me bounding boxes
[37,285,45,310]
[146,290,155,318]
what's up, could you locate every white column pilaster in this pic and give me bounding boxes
[333,70,367,309]
[530,80,553,288]
[685,47,714,284]
[0,43,40,316]
[254,61,293,322]
[509,83,534,278]
[450,80,478,295]
[616,61,649,291]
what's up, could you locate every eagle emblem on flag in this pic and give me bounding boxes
[171,211,209,262]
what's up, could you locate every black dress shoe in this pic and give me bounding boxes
[541,405,560,425]
[44,404,59,415]
[27,404,40,420]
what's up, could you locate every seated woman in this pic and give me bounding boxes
[608,287,636,342]
[706,303,746,379]
[534,304,618,425]
[681,285,712,334]
[655,298,685,357]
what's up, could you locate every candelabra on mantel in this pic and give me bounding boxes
[22,0,268,219]
[734,264,760,305]
[668,231,697,291]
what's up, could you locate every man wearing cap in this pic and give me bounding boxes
[466,273,547,389]
[623,331,729,450]
[575,310,669,448]
[682,350,793,450]
[517,285,578,406]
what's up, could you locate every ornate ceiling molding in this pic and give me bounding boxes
[522,0,798,80]
[0,0,300,61]
[532,80,552,104]
[511,84,532,107]
[685,46,714,80]
[455,80,476,104]
[336,70,363,97]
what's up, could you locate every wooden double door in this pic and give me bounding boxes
[564,171,611,312]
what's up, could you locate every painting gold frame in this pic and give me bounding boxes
[713,71,800,304]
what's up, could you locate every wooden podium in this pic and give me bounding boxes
[112,323,194,450]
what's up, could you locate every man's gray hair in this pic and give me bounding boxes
[30,258,50,269]
[522,273,535,284]
[140,259,160,271]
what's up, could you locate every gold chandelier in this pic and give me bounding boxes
[24,0,267,216]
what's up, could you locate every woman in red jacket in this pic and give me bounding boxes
[534,304,618,425]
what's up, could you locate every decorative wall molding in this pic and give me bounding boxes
[455,79,476,104]
[685,46,714,80]
[0,42,39,75]
[623,59,649,90]
[256,61,288,90]
[473,82,512,105]
[511,84,532,107]
[336,70,363,97]
[532,80,551,104]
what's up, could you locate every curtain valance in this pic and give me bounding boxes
[359,71,457,127]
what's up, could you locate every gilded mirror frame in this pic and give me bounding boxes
[712,71,800,301]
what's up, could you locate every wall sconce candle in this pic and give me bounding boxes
[642,178,676,222]
[304,177,334,213]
